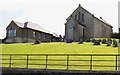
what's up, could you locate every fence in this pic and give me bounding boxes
[1,54,120,71]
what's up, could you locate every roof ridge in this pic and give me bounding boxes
[9,20,59,36]
[26,21,46,29]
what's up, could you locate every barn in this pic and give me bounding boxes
[4,20,60,43]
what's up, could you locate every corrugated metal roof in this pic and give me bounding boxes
[25,21,53,34]
[52,32,59,37]
[12,20,58,36]
[13,21,24,28]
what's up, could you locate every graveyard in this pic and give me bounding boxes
[1,38,119,70]
[1,38,119,54]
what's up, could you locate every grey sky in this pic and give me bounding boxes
[0,0,119,39]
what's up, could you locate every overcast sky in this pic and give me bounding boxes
[0,0,119,39]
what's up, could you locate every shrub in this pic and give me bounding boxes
[34,40,40,44]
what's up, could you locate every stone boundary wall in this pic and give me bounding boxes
[2,67,120,75]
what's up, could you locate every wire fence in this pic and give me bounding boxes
[1,54,120,71]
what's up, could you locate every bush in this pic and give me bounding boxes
[34,40,40,44]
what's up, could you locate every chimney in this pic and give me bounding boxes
[79,4,81,7]
[24,22,28,28]
[100,17,102,19]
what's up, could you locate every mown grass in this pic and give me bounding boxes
[1,41,120,70]
[1,42,118,54]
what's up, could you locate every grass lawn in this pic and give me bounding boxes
[1,42,118,54]
[1,41,120,70]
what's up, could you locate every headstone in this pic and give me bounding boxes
[86,38,91,42]
[92,38,95,43]
[93,40,100,45]
[102,39,107,44]
[107,40,111,46]
[107,38,112,44]
[98,39,101,42]
[82,38,85,42]
[113,40,116,45]
[113,40,118,47]
[66,39,73,43]
[78,39,83,44]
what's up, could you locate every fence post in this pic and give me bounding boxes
[9,55,12,67]
[26,55,29,68]
[45,55,48,69]
[116,55,117,70]
[90,55,92,70]
[66,55,69,70]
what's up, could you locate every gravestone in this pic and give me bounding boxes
[86,38,91,42]
[102,39,106,44]
[113,40,118,47]
[78,39,83,44]
[66,39,73,43]
[98,39,101,42]
[107,38,112,44]
[82,38,85,42]
[107,40,111,46]
[92,38,95,43]
[93,40,100,45]
[113,40,116,45]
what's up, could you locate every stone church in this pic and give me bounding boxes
[65,4,113,42]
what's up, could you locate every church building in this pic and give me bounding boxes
[65,4,113,42]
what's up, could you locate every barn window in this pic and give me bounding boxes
[82,14,84,22]
[78,12,80,20]
[44,34,46,39]
[39,37,41,40]
[8,28,16,37]
[39,33,41,40]
[33,31,36,37]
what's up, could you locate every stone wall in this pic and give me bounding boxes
[93,18,112,38]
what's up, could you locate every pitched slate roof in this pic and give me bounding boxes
[13,20,56,35]
[66,4,113,28]
[94,17,113,28]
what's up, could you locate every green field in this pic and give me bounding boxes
[1,42,118,54]
[1,41,120,70]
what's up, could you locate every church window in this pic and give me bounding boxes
[82,14,84,22]
[78,12,80,20]
[75,14,77,20]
